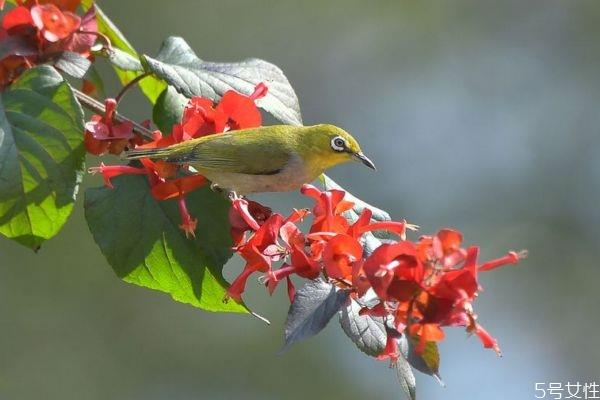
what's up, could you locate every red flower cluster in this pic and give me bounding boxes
[84,98,138,155]
[227,184,526,363]
[0,0,96,87]
[89,83,268,238]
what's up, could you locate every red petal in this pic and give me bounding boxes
[226,267,254,302]
[88,163,146,188]
[479,250,526,272]
[31,4,81,42]
[249,82,268,100]
[28,0,82,12]
[474,324,501,355]
[437,228,463,255]
[348,208,372,237]
[290,244,320,279]
[85,119,110,140]
[323,234,362,280]
[150,175,207,201]
[2,6,33,30]
[217,90,262,130]
[177,196,197,238]
[286,276,296,303]
[84,132,109,155]
[231,198,261,231]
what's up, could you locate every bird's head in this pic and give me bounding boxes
[299,124,376,174]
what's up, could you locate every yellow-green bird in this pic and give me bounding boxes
[124,124,375,195]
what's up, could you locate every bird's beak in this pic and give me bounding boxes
[353,152,376,170]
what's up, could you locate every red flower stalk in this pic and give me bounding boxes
[88,163,147,189]
[177,195,197,239]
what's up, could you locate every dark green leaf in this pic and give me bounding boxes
[84,174,247,313]
[143,36,303,126]
[81,1,166,103]
[153,86,188,133]
[0,65,85,250]
[339,298,387,357]
[397,335,417,400]
[54,51,92,79]
[282,279,348,352]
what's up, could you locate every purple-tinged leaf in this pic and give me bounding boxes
[282,279,348,352]
[339,298,386,357]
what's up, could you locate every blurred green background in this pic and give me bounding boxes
[1,0,600,399]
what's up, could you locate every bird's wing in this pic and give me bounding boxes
[171,127,294,175]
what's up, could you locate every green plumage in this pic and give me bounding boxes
[124,124,372,194]
[127,125,298,175]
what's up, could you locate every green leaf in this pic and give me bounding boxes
[397,335,417,400]
[0,65,85,250]
[153,86,188,133]
[81,1,165,103]
[282,279,348,352]
[408,338,444,386]
[142,36,303,126]
[104,47,144,72]
[339,298,386,357]
[84,174,247,313]
[54,51,92,79]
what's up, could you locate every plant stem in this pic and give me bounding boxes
[72,88,155,140]
[115,73,151,104]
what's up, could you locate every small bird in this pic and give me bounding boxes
[124,124,375,195]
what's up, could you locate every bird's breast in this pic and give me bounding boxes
[200,154,315,195]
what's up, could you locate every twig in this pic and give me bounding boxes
[115,72,151,104]
[72,87,155,140]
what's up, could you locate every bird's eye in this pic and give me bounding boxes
[331,136,346,152]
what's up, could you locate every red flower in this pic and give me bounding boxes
[150,174,207,201]
[229,198,273,246]
[227,214,283,301]
[30,3,80,43]
[223,183,526,360]
[472,324,501,355]
[363,241,423,302]
[377,333,400,365]
[301,184,354,234]
[0,1,96,88]
[2,6,34,32]
[322,234,362,281]
[177,195,197,239]
[84,98,135,156]
[26,0,81,13]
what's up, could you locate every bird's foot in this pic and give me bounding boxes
[210,183,244,201]
[227,190,241,201]
[210,183,224,194]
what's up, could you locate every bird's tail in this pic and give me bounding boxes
[123,147,173,160]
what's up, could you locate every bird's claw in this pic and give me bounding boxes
[228,191,241,201]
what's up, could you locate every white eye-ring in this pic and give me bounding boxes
[331,136,347,152]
